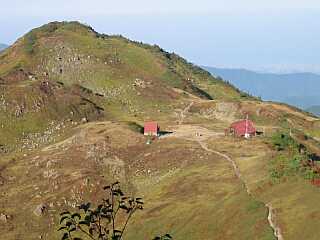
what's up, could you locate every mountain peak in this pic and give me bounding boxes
[17,21,97,52]
[1,21,248,105]
[30,21,96,35]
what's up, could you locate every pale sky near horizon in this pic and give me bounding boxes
[1,0,320,73]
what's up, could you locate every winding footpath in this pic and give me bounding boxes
[266,203,284,240]
[176,100,284,239]
[178,102,194,125]
[198,140,283,240]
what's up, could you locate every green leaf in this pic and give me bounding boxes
[58,226,67,231]
[66,221,73,227]
[79,203,91,213]
[164,234,173,239]
[60,216,69,224]
[79,220,90,226]
[119,205,129,210]
[61,233,69,240]
[84,215,91,222]
[112,181,120,186]
[60,211,70,216]
[71,213,81,220]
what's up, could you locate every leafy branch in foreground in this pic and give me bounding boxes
[58,182,172,240]
[58,182,144,240]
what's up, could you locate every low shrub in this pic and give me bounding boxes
[271,132,297,151]
[269,132,320,182]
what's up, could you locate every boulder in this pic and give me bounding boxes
[33,203,47,217]
[0,213,8,222]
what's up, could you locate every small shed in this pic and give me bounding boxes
[144,122,159,136]
[229,119,256,138]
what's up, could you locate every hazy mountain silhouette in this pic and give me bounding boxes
[205,66,320,113]
[0,43,8,51]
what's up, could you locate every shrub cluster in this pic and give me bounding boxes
[269,132,320,182]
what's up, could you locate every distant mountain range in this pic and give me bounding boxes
[204,66,320,115]
[0,43,8,51]
[306,106,320,116]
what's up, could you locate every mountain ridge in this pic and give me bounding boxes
[1,22,246,100]
[0,21,255,155]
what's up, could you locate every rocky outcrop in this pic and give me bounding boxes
[33,203,47,217]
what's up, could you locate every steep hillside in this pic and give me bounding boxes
[0,22,253,148]
[0,22,245,101]
[0,21,252,151]
[2,22,320,240]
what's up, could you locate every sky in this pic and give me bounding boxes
[1,0,320,73]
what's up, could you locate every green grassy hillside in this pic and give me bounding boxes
[0,21,253,151]
[0,21,246,102]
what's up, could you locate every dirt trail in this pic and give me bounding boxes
[168,102,284,239]
[164,122,283,239]
[198,140,283,240]
[178,102,194,125]
[267,203,284,240]
[198,141,250,194]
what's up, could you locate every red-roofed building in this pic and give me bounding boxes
[144,122,159,136]
[229,119,256,138]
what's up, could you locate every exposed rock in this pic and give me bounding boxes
[81,117,88,123]
[0,144,8,153]
[33,203,47,217]
[43,169,59,179]
[133,78,146,88]
[0,213,8,222]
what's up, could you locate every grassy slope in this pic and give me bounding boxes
[0,81,104,151]
[0,21,249,151]
[207,136,320,240]
[126,142,274,240]
[0,21,245,102]
[0,122,275,240]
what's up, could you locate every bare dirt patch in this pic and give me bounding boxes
[161,124,224,142]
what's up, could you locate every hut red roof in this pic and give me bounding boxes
[230,119,256,137]
[144,122,159,135]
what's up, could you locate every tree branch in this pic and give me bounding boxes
[111,186,116,238]
[119,208,136,240]
[77,224,97,240]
